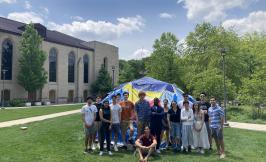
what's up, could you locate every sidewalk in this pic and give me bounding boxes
[2,103,82,110]
[228,121,266,132]
[0,110,266,132]
[0,109,80,128]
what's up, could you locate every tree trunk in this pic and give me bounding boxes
[28,91,37,102]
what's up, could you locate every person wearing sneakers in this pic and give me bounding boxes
[135,126,157,162]
[93,95,103,150]
[150,98,164,154]
[99,100,113,156]
[110,95,122,152]
[81,97,98,154]
[119,92,135,149]
[208,96,226,159]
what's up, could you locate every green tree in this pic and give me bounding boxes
[17,23,47,101]
[90,65,113,96]
[146,32,183,85]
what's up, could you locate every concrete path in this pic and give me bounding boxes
[0,109,266,132]
[1,103,82,110]
[0,109,80,128]
[228,121,266,132]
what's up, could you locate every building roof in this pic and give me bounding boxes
[0,17,94,51]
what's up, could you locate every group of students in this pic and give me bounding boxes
[81,92,226,162]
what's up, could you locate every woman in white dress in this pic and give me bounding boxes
[192,102,210,154]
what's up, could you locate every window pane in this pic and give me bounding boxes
[68,52,75,83]
[1,40,13,80]
[49,48,57,82]
[83,55,89,83]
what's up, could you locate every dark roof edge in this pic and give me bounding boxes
[0,29,94,51]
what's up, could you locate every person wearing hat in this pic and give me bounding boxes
[135,91,151,137]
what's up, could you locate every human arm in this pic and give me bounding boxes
[147,137,157,149]
[167,113,171,129]
[181,109,188,121]
[99,109,111,123]
[135,138,146,149]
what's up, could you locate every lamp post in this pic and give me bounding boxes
[220,48,229,126]
[1,69,7,109]
[112,66,115,87]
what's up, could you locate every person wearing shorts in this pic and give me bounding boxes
[81,97,98,154]
[119,91,135,148]
[135,126,157,162]
[168,100,181,152]
[110,95,122,152]
[93,96,103,149]
[208,96,225,159]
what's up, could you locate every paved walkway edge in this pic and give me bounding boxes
[228,121,266,132]
[0,109,80,128]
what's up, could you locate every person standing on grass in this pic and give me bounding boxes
[168,100,182,153]
[208,96,226,159]
[162,99,170,149]
[178,93,193,109]
[192,102,210,154]
[81,96,98,154]
[135,91,151,137]
[181,101,194,153]
[135,126,157,162]
[198,92,212,150]
[110,95,122,152]
[150,98,164,154]
[93,95,103,150]
[119,92,135,149]
[99,100,113,156]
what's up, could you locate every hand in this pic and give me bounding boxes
[152,112,156,115]
[85,123,91,128]
[109,125,112,130]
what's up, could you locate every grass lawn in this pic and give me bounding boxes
[0,104,83,122]
[227,105,266,124]
[0,114,265,162]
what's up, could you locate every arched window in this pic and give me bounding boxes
[83,55,89,83]
[49,48,57,82]
[103,57,108,70]
[49,90,56,103]
[68,52,75,83]
[1,39,13,80]
[68,90,74,103]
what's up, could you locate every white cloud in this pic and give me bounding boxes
[0,0,16,4]
[7,11,44,24]
[222,11,266,34]
[43,7,49,14]
[159,12,175,19]
[48,15,145,41]
[24,0,31,9]
[178,0,256,22]
[70,16,84,21]
[133,48,152,59]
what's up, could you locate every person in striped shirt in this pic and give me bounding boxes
[208,96,225,159]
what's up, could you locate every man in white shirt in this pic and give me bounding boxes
[110,95,122,151]
[178,93,193,109]
[81,96,98,154]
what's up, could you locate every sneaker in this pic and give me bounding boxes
[114,145,118,152]
[156,149,161,154]
[84,149,89,154]
[92,144,96,150]
[220,153,225,159]
[108,151,113,156]
[200,149,205,154]
[196,148,200,153]
[99,151,103,156]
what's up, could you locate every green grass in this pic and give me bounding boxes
[0,114,265,162]
[0,104,82,122]
[227,105,266,124]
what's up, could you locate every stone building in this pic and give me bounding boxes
[0,17,119,104]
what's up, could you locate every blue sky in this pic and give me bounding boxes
[1,0,266,60]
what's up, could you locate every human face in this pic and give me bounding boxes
[123,93,129,101]
[171,101,177,109]
[103,102,109,108]
[96,97,101,103]
[87,99,93,105]
[144,127,150,136]
[183,95,189,101]
[154,98,159,106]
[200,94,205,101]
[112,96,117,103]
[163,100,168,106]
[210,98,216,106]
[194,103,199,111]
[139,94,145,100]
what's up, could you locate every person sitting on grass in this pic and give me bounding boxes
[81,96,98,154]
[135,126,157,162]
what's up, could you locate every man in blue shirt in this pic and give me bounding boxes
[208,96,225,159]
[135,91,151,137]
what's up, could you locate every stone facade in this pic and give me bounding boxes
[0,32,119,104]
